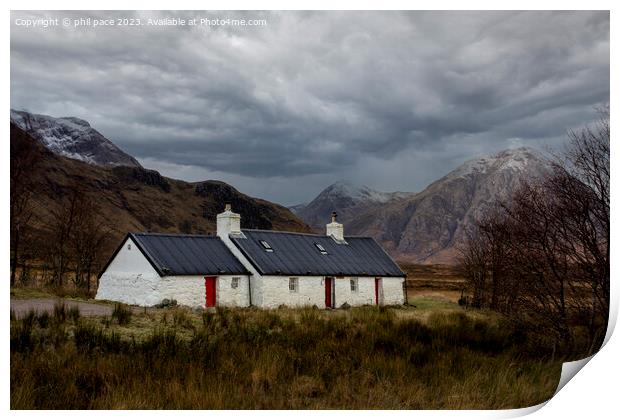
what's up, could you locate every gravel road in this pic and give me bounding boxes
[10,298,116,318]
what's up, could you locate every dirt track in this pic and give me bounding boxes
[10,298,115,318]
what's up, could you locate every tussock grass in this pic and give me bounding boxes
[111,303,131,326]
[11,304,563,409]
[68,306,80,323]
[53,300,66,323]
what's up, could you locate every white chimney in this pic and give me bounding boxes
[217,203,241,237]
[326,211,344,241]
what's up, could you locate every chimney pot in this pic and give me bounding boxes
[326,211,344,241]
[217,204,240,237]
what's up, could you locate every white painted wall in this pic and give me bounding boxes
[96,237,163,306]
[382,277,406,305]
[259,275,406,309]
[157,275,205,308]
[215,275,251,307]
[261,275,325,308]
[334,276,405,307]
[217,233,265,307]
[158,274,251,308]
[334,277,375,307]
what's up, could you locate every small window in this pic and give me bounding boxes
[231,277,240,289]
[350,278,358,292]
[259,240,273,252]
[314,243,328,255]
[289,277,299,293]
[127,243,132,250]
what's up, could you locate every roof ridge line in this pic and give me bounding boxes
[240,228,373,240]
[131,231,217,238]
[241,228,325,237]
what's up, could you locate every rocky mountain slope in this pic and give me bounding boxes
[295,148,549,264]
[11,123,311,258]
[10,109,141,167]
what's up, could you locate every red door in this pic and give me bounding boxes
[205,276,216,307]
[375,278,381,306]
[325,277,333,308]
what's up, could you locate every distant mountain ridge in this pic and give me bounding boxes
[293,147,550,263]
[10,109,141,168]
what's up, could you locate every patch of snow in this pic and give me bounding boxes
[446,147,545,180]
[319,181,416,204]
[323,181,394,203]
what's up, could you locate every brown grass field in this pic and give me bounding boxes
[10,266,565,410]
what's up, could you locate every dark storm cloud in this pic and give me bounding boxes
[10,10,609,203]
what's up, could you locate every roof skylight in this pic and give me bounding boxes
[259,240,274,252]
[314,243,328,255]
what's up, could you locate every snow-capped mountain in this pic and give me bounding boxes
[294,147,549,263]
[10,109,141,167]
[314,181,412,204]
[291,180,415,232]
[448,147,544,179]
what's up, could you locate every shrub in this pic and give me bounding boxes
[74,322,105,352]
[37,312,50,328]
[68,306,80,323]
[74,322,123,353]
[201,311,213,328]
[112,303,132,326]
[53,301,66,323]
[10,319,34,353]
[458,296,470,307]
[22,310,37,329]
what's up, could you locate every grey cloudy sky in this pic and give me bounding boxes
[11,11,609,205]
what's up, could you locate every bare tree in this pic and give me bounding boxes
[44,181,112,291]
[546,106,610,346]
[504,182,575,348]
[458,226,489,308]
[10,122,41,286]
[458,107,609,353]
[458,208,516,312]
[69,197,110,291]
[46,184,85,287]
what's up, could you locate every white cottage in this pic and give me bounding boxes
[96,205,406,309]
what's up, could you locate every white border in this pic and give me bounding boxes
[3,2,616,419]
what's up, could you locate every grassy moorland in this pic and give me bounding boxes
[401,264,468,302]
[11,298,563,410]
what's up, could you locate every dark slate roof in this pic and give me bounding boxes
[230,229,405,277]
[101,232,250,277]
